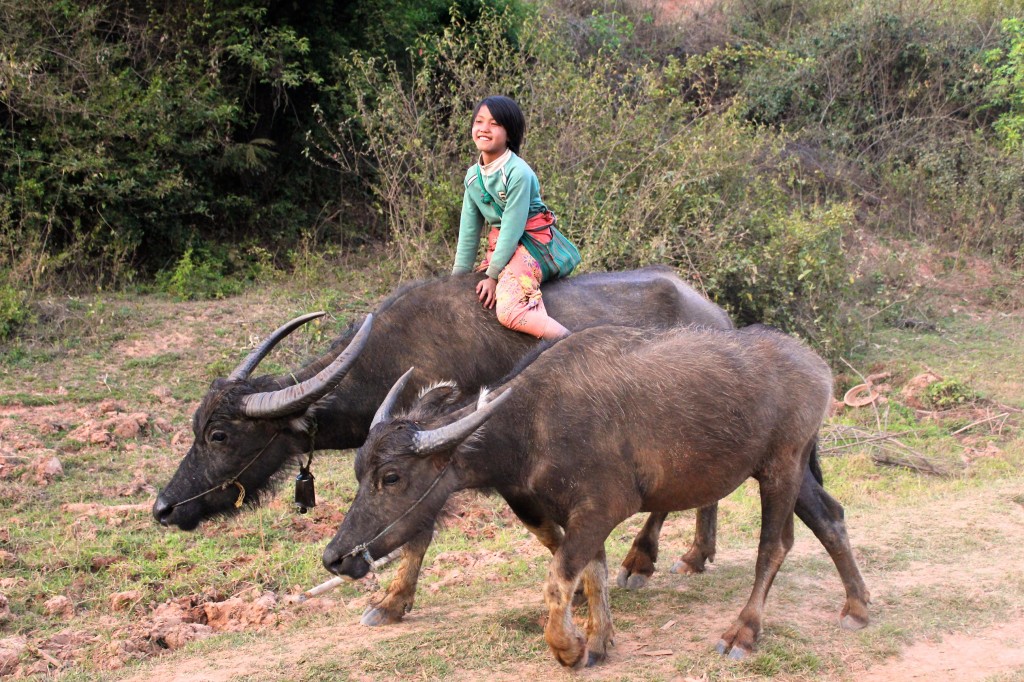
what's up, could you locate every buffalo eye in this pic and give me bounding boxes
[382,472,400,486]
[209,431,227,443]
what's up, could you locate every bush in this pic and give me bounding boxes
[0,0,506,290]
[924,378,979,409]
[723,1,1024,264]
[983,18,1024,151]
[317,5,859,354]
[0,281,31,341]
[155,248,244,301]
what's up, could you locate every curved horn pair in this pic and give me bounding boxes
[371,367,415,430]
[228,311,327,382]
[411,388,513,456]
[239,314,374,418]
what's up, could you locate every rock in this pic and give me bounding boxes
[901,371,943,409]
[0,636,27,676]
[110,590,143,612]
[0,593,10,623]
[41,629,96,662]
[44,595,73,618]
[155,622,214,650]
[21,454,63,486]
[36,456,63,483]
[152,417,173,433]
[146,600,214,650]
[0,550,15,567]
[110,413,149,439]
[203,592,278,631]
[68,421,106,444]
[98,399,127,414]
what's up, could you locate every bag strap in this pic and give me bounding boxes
[475,165,503,217]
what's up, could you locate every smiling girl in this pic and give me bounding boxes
[451,95,574,340]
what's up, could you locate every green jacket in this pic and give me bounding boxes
[452,151,549,280]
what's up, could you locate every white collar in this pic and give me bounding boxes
[478,148,513,177]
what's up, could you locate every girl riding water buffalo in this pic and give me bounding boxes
[452,95,580,340]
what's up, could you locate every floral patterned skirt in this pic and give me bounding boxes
[478,226,559,338]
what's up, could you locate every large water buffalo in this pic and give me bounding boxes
[324,324,870,667]
[153,268,733,624]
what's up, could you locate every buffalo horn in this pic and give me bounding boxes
[228,311,327,382]
[240,314,374,418]
[412,388,512,456]
[370,367,415,430]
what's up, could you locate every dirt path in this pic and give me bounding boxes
[113,479,1024,682]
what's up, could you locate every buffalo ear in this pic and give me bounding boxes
[288,415,314,435]
[414,382,462,418]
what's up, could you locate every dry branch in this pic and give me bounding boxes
[821,424,957,477]
[61,503,152,517]
[290,548,403,602]
[950,413,1010,436]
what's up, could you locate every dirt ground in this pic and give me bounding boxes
[112,478,1024,682]
[2,243,1023,681]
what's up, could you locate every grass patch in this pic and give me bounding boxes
[347,616,547,675]
[122,353,183,370]
[1,263,1022,679]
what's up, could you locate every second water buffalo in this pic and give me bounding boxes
[324,324,870,667]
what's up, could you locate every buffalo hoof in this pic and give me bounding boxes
[715,639,750,660]
[551,634,588,668]
[669,559,705,575]
[626,573,649,590]
[361,605,402,627]
[840,613,869,631]
[614,567,649,590]
[585,649,606,667]
[728,645,751,660]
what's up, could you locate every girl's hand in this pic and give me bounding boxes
[476,277,497,309]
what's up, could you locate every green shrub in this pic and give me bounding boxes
[0,282,31,341]
[723,1,1024,263]
[0,0,514,290]
[983,18,1024,151]
[319,4,859,354]
[924,378,979,409]
[155,248,243,301]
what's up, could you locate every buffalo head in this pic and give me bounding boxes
[152,313,373,529]
[322,373,510,579]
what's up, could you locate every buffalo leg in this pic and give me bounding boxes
[715,470,800,660]
[526,519,565,554]
[617,504,718,589]
[794,467,871,630]
[617,512,664,590]
[671,502,718,574]
[579,547,615,665]
[529,508,615,662]
[511,499,592,606]
[361,524,434,626]
[544,527,615,668]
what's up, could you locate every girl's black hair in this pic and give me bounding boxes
[473,95,526,155]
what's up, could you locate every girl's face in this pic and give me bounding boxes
[472,105,508,162]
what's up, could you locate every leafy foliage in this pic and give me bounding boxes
[0,279,31,341]
[924,378,979,409]
[154,247,244,301]
[1,0,1023,353]
[983,18,1024,151]
[727,1,1024,263]
[0,0,491,289]
[317,5,858,352]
